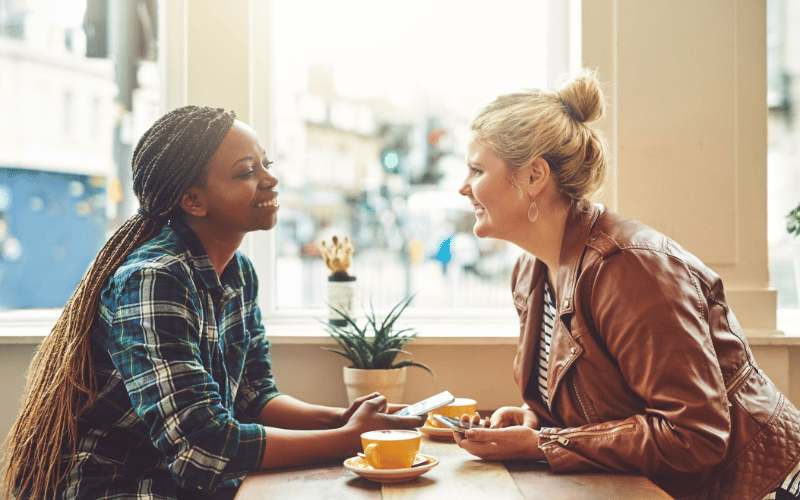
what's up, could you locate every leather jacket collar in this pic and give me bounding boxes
[553,204,603,316]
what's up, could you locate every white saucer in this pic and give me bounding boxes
[343,453,439,483]
[418,426,457,441]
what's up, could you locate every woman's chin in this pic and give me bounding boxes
[256,213,278,231]
[473,223,492,239]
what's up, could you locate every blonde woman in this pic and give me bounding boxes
[454,72,800,500]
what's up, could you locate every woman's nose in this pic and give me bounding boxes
[458,181,470,196]
[260,168,278,188]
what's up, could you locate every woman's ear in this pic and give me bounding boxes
[179,188,207,218]
[521,157,551,197]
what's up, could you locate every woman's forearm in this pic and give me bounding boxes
[258,426,360,469]
[258,394,345,430]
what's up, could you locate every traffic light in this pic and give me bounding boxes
[380,148,401,174]
[378,123,411,175]
[410,118,447,184]
[424,125,446,183]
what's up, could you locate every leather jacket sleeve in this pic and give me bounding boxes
[536,246,731,477]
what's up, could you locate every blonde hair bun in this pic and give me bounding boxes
[557,70,604,124]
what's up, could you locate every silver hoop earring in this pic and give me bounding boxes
[528,200,539,223]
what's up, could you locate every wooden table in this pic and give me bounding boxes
[234,435,674,499]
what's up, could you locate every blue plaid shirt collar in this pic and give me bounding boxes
[168,218,245,292]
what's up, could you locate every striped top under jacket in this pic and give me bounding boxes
[538,279,556,406]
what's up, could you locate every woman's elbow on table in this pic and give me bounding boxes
[658,417,730,474]
[158,416,263,492]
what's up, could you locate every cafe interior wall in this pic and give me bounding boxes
[1,0,799,475]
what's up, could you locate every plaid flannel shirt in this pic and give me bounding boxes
[56,219,280,499]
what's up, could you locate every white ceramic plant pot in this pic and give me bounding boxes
[328,274,356,327]
[343,366,407,405]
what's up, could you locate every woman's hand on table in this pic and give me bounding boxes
[454,425,546,461]
[488,406,540,429]
[342,393,426,432]
[339,392,380,425]
[340,392,420,421]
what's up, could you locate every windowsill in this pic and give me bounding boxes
[0,308,522,346]
[259,309,522,345]
[2,308,799,346]
[0,309,63,345]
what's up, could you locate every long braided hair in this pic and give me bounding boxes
[1,106,236,500]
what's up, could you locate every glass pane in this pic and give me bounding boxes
[0,0,159,309]
[272,0,549,310]
[767,0,800,309]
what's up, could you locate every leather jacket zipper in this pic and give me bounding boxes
[725,364,752,395]
[545,435,571,446]
[541,423,635,448]
[572,375,592,424]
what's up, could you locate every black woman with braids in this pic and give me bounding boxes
[2,106,425,500]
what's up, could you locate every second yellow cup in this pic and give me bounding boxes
[426,398,477,428]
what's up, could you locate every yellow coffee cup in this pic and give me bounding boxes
[426,398,477,428]
[361,429,421,469]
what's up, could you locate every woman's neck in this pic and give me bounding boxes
[517,200,570,281]
[184,218,244,277]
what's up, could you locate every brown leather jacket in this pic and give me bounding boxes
[512,205,800,500]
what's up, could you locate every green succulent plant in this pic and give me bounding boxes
[788,203,800,238]
[321,294,434,376]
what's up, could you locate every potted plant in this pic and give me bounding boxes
[788,202,800,302]
[322,294,434,404]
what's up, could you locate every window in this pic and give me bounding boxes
[767,0,800,311]
[0,0,563,326]
[271,0,552,313]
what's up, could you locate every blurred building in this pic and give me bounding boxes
[273,64,516,308]
[0,0,114,308]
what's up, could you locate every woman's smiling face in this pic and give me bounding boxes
[459,132,529,240]
[198,120,280,236]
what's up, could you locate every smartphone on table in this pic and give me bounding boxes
[431,414,481,434]
[393,391,455,417]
